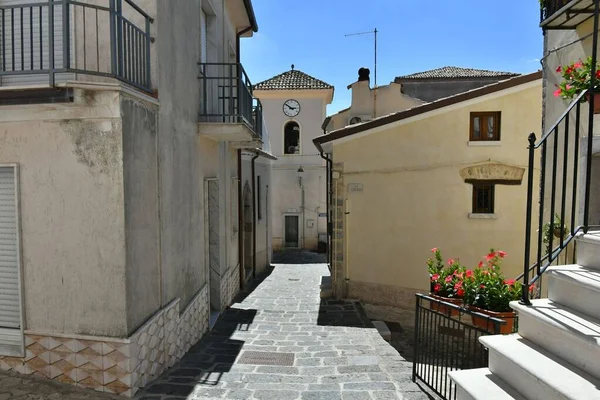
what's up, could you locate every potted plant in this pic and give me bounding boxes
[542,213,570,254]
[555,57,600,113]
[427,248,465,316]
[462,250,522,334]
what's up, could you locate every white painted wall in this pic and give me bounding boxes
[254,91,330,250]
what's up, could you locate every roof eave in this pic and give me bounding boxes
[242,0,259,32]
[314,71,542,147]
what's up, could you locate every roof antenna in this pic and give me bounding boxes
[291,64,295,70]
[344,28,378,117]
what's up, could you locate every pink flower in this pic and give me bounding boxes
[447,258,455,266]
[498,250,507,258]
[431,247,438,253]
[454,281,463,290]
[431,274,440,282]
[445,276,453,283]
[434,284,441,293]
[574,61,583,69]
[504,279,516,286]
[554,88,562,97]
[566,84,573,90]
[465,270,474,278]
[485,252,496,262]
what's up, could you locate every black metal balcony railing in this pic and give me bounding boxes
[0,0,152,92]
[198,62,263,139]
[540,0,569,22]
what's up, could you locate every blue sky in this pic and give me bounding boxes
[241,0,544,115]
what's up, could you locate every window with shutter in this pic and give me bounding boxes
[0,166,23,357]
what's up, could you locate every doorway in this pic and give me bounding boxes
[284,215,300,248]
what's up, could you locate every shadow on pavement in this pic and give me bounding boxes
[272,249,327,264]
[316,298,373,328]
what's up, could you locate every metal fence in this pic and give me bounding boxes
[0,0,152,92]
[540,0,569,22]
[412,294,518,400]
[198,62,263,139]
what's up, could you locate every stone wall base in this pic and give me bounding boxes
[0,285,209,397]
[221,265,240,308]
[347,280,421,328]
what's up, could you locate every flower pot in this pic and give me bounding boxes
[585,92,600,114]
[469,306,516,334]
[429,294,462,317]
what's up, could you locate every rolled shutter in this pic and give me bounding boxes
[0,166,22,357]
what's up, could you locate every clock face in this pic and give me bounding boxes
[283,99,300,117]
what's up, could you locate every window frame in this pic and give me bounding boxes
[469,112,501,142]
[472,182,495,214]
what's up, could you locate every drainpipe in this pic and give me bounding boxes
[236,26,253,290]
[251,153,259,279]
[319,151,332,268]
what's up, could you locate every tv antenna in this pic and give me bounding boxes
[344,28,378,89]
[345,28,378,117]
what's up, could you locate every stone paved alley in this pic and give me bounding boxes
[0,258,433,400]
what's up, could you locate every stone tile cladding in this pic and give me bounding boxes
[0,285,209,397]
[220,265,240,308]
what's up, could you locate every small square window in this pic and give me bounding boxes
[470,112,500,141]
[472,183,495,214]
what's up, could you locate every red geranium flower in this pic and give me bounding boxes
[445,276,453,283]
[480,284,486,289]
[478,261,484,269]
[485,252,496,262]
[529,284,535,293]
[556,66,562,73]
[504,279,516,286]
[465,270,474,278]
[498,250,507,258]
[434,283,441,293]
[431,247,438,253]
[596,70,600,79]
[431,273,440,281]
[456,288,465,297]
[574,61,583,69]
[554,88,562,97]
[447,258,455,265]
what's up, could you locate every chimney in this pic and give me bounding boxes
[349,67,373,116]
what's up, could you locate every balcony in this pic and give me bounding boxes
[0,0,153,93]
[541,0,596,29]
[198,62,263,146]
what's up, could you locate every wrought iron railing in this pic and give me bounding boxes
[198,62,263,139]
[520,85,600,302]
[412,295,517,400]
[540,0,569,22]
[0,0,152,92]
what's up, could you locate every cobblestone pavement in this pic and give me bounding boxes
[137,264,433,400]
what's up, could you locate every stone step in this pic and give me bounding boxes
[371,320,391,342]
[511,298,600,381]
[481,334,600,400]
[576,231,600,270]
[449,368,525,400]
[547,264,600,320]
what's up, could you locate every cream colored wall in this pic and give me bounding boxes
[328,81,423,131]
[333,83,542,294]
[0,89,129,336]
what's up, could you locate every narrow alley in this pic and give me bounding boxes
[136,261,431,400]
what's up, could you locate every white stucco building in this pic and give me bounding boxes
[253,67,334,251]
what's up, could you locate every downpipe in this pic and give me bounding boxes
[251,154,259,279]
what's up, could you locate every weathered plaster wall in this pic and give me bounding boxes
[121,95,160,334]
[332,82,542,303]
[0,89,128,336]
[156,0,206,309]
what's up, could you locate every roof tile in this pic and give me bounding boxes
[254,69,333,91]
[395,66,520,80]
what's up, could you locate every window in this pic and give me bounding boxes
[284,121,300,154]
[257,176,262,220]
[470,112,500,141]
[472,183,495,214]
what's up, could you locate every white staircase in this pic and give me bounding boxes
[449,232,600,400]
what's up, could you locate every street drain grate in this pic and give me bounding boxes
[288,278,300,281]
[237,351,295,366]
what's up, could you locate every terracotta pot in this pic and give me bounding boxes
[429,294,462,317]
[585,92,600,114]
[469,306,516,334]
